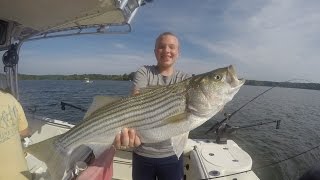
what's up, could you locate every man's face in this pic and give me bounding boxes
[154,35,180,69]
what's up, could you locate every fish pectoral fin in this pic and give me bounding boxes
[165,113,188,124]
[171,132,189,158]
[84,95,122,119]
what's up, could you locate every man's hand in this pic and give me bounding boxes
[113,128,141,150]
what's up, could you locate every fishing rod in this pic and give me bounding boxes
[205,86,275,134]
[25,101,87,113]
[214,118,281,144]
[236,119,281,130]
[205,78,313,135]
[201,78,318,179]
[61,101,87,112]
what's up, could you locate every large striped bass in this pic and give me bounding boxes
[26,65,245,179]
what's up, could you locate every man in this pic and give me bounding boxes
[0,89,31,180]
[129,32,190,180]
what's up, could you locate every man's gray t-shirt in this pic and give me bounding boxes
[132,65,191,158]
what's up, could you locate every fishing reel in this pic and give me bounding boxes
[2,44,19,71]
[211,113,281,144]
[61,101,87,112]
[62,145,95,180]
[215,113,239,144]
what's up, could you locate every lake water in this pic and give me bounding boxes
[18,80,320,180]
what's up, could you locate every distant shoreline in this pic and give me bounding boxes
[14,74,320,91]
[17,73,134,81]
[245,80,320,91]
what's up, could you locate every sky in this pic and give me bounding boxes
[14,0,320,82]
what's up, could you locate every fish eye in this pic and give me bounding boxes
[214,75,221,80]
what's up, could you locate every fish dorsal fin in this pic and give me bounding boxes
[84,95,122,119]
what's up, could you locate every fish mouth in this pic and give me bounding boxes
[230,79,245,93]
[226,65,245,88]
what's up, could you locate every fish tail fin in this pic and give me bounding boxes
[25,135,61,162]
[26,135,66,179]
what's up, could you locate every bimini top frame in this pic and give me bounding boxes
[0,0,149,51]
[0,0,150,98]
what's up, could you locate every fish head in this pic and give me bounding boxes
[187,65,245,118]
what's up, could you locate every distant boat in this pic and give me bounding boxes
[84,78,93,83]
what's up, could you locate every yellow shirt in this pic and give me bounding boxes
[0,91,30,180]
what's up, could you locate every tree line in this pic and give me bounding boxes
[18,72,135,81]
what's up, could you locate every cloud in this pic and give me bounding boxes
[169,0,320,82]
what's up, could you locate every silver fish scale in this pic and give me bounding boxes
[56,82,189,150]
[55,86,170,144]
[58,85,184,143]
